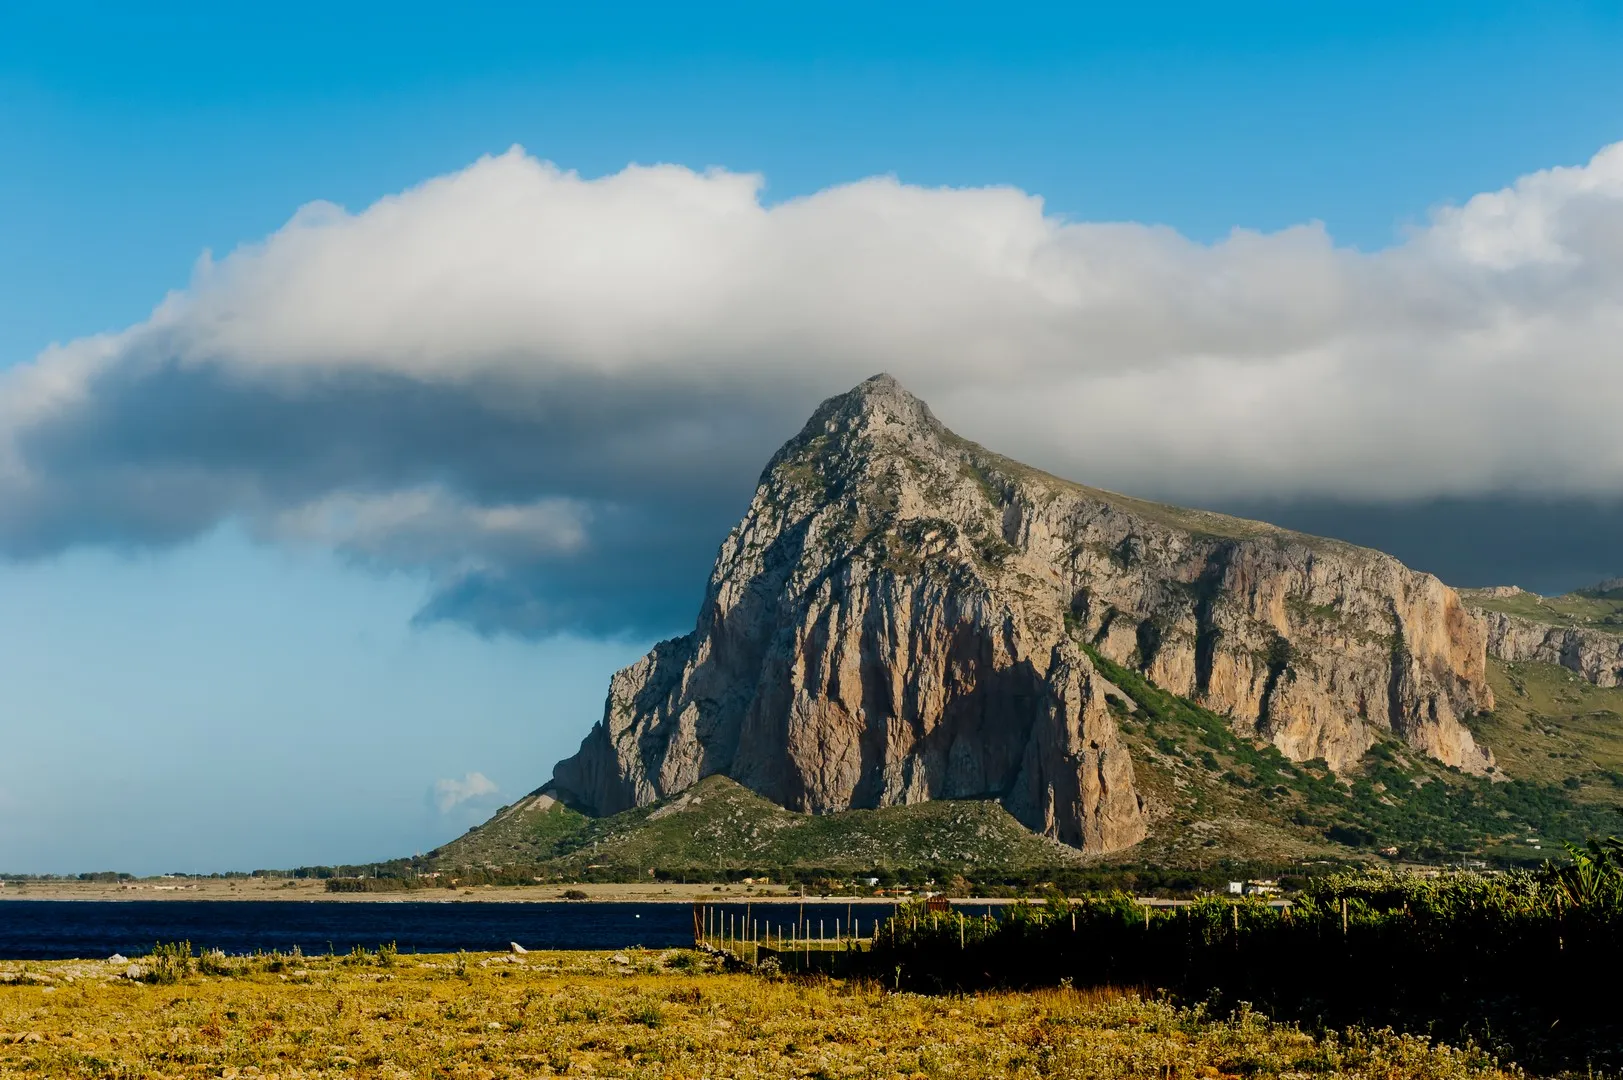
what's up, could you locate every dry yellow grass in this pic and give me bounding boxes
[0,950,1510,1079]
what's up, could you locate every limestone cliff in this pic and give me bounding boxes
[551,375,1496,854]
[1478,611,1623,688]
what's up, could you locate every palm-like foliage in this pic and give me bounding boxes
[1543,836,1623,907]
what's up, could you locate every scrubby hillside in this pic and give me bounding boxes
[428,775,1077,877]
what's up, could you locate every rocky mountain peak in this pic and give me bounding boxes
[550,377,1497,855]
[806,372,936,433]
[762,373,945,492]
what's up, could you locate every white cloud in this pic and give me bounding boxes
[432,772,499,814]
[3,143,1623,632]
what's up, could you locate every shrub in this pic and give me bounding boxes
[864,844,1623,1073]
[142,941,194,984]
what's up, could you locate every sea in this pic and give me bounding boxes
[0,900,931,960]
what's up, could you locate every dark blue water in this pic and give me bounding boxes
[0,900,911,960]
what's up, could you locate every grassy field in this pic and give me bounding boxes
[0,948,1510,1079]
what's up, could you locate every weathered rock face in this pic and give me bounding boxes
[551,375,1496,853]
[1052,516,1495,774]
[1479,611,1623,688]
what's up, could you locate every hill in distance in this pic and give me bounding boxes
[1463,581,1623,632]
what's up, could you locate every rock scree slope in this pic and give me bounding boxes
[550,375,1495,855]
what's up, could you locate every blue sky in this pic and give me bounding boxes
[3,1,1623,873]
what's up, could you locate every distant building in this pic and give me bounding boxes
[1226,881,1244,895]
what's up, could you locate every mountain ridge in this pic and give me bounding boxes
[1463,584,1623,688]
[545,374,1498,855]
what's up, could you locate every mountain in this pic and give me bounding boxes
[429,652,1623,875]
[1463,585,1623,688]
[547,375,1495,857]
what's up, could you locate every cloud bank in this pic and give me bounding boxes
[4,144,1623,634]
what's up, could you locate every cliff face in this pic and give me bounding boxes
[1051,514,1494,774]
[1479,612,1623,688]
[552,375,1495,854]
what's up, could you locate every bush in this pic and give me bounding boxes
[664,950,701,972]
[627,1001,664,1028]
[325,876,418,893]
[142,941,194,984]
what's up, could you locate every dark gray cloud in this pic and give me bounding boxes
[1210,496,1623,598]
[3,145,1623,637]
[3,356,796,635]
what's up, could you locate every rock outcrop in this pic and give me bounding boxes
[1478,611,1623,688]
[551,375,1496,854]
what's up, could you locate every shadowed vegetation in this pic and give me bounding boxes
[866,845,1623,1074]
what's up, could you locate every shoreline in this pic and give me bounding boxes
[0,879,935,904]
[0,881,1280,907]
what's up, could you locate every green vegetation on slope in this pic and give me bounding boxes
[1086,648,1622,866]
[1463,583,1623,630]
[429,775,1074,880]
[1468,658,1623,802]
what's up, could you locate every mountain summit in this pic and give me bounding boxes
[550,375,1493,855]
